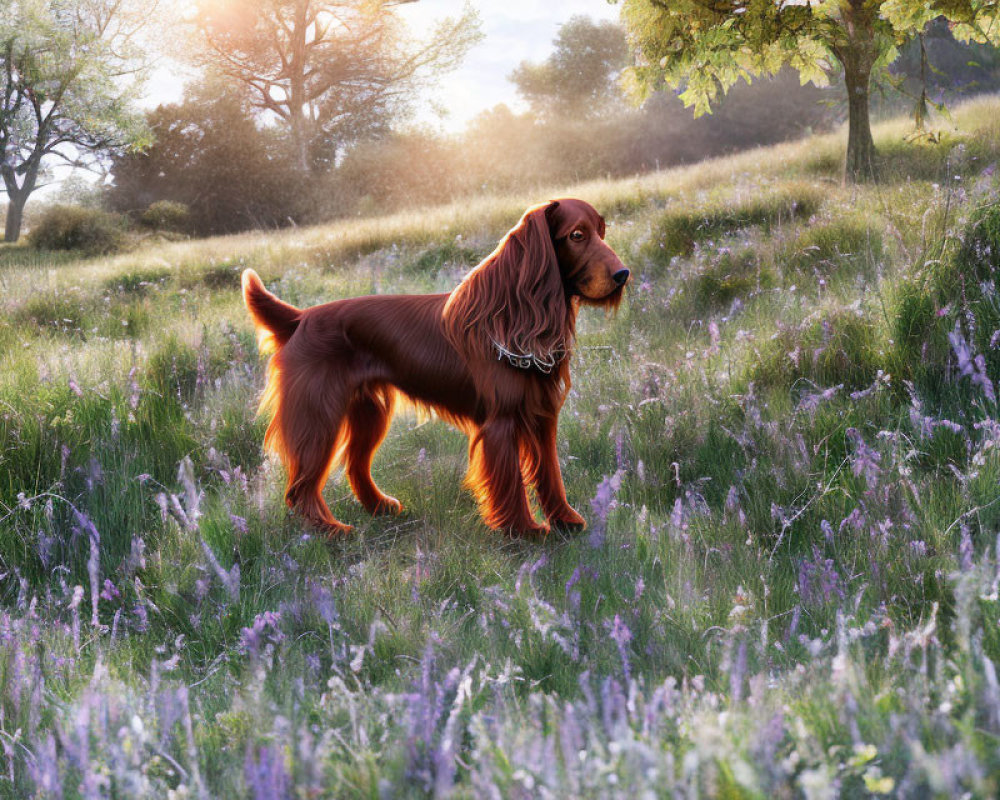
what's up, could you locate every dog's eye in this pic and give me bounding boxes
[569,230,585,242]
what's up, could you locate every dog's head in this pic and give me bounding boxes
[545,198,629,307]
[443,198,628,368]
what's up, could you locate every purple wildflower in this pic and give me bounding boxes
[588,470,623,548]
[200,538,240,602]
[244,744,292,800]
[725,485,747,527]
[131,602,149,633]
[36,531,56,570]
[949,322,996,402]
[402,644,476,795]
[909,540,928,558]
[846,428,881,489]
[99,579,120,602]
[797,546,844,607]
[25,734,62,797]
[239,611,284,656]
[565,566,582,615]
[309,580,338,626]
[850,370,889,400]
[128,366,141,410]
[71,508,101,628]
[124,536,146,576]
[797,384,842,414]
[606,614,633,682]
[959,524,974,571]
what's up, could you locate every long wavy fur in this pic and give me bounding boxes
[443,202,572,366]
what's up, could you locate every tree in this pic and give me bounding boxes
[510,16,629,118]
[108,78,299,236]
[0,0,156,242]
[619,1,1000,183]
[191,0,482,174]
[889,16,1000,124]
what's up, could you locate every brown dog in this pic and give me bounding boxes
[242,199,628,535]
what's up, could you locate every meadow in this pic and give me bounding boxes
[2,96,1000,798]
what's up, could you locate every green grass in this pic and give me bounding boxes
[641,180,826,266]
[1,95,1000,797]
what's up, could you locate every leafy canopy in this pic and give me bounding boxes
[619,0,1000,116]
[509,16,629,118]
[0,0,153,179]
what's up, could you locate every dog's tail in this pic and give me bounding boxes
[242,269,301,354]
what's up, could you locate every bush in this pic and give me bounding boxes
[140,200,191,234]
[28,205,128,255]
[405,241,485,276]
[643,183,825,266]
[781,216,883,279]
[693,248,776,310]
[751,308,881,391]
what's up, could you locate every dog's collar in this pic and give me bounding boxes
[491,339,564,374]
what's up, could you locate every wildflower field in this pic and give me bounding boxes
[3,97,1000,798]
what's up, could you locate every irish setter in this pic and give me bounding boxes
[242,198,629,535]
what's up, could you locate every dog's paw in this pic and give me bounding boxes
[549,508,586,533]
[499,520,550,538]
[316,520,353,538]
[370,495,403,516]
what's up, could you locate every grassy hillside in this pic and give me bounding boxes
[2,96,1000,797]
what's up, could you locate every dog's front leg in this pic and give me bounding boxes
[530,415,586,532]
[468,416,548,535]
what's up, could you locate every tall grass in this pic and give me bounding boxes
[0,95,1000,797]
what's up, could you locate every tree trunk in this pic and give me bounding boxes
[835,3,880,184]
[290,115,311,175]
[4,193,26,243]
[289,0,311,174]
[3,157,40,243]
[843,58,877,183]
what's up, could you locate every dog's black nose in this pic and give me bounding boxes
[612,269,630,287]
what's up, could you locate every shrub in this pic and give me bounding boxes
[28,205,128,255]
[17,293,86,336]
[751,308,881,391]
[781,216,883,279]
[643,182,825,266]
[693,248,776,311]
[103,267,171,295]
[405,241,484,275]
[140,200,191,234]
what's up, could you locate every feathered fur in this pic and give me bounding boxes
[243,198,628,535]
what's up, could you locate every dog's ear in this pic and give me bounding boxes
[444,202,570,368]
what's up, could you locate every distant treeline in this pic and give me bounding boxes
[106,72,834,237]
[104,17,1000,238]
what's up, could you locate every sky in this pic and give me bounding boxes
[49,1,622,196]
[396,0,621,130]
[145,1,622,130]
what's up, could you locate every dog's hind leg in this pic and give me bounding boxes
[344,386,402,515]
[277,363,353,536]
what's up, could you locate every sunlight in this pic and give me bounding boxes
[4,0,1000,793]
